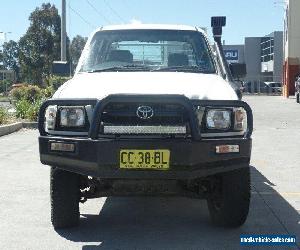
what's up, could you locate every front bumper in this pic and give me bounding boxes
[38,95,253,180]
[39,136,251,179]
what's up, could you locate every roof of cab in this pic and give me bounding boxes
[98,23,205,33]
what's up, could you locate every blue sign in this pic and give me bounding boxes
[224,49,239,61]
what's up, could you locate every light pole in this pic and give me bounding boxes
[0,31,12,66]
[61,0,67,61]
[0,32,12,92]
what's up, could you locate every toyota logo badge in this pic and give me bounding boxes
[136,106,154,120]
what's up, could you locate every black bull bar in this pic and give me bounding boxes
[38,94,253,139]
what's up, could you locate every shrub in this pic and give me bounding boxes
[11,83,57,122]
[47,75,70,91]
[10,85,43,103]
[15,98,43,121]
[26,99,43,121]
[12,85,46,121]
[15,99,31,119]
[0,107,8,125]
[10,87,23,101]
[42,86,55,99]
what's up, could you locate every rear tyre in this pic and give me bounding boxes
[296,93,299,103]
[207,167,250,228]
[50,167,80,229]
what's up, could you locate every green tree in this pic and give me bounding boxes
[18,3,62,85]
[0,50,3,70]
[70,35,87,70]
[2,40,19,79]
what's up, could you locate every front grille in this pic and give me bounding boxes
[101,103,190,135]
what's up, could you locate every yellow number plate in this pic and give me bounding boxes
[120,150,170,170]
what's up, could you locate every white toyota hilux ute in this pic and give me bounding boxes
[38,18,253,229]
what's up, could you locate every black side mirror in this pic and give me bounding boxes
[52,61,70,76]
[229,63,247,80]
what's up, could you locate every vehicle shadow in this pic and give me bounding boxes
[56,166,299,250]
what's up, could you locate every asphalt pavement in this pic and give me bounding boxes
[0,96,299,250]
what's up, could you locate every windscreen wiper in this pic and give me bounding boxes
[87,65,151,73]
[153,65,212,73]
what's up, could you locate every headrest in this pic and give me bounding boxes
[108,50,133,63]
[168,53,189,67]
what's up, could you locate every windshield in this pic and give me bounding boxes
[78,29,216,73]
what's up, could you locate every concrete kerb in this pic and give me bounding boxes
[22,122,38,129]
[0,122,38,137]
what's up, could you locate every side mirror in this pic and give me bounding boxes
[229,63,246,80]
[52,61,70,76]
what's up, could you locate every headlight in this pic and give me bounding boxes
[206,109,231,130]
[234,107,247,131]
[60,106,85,127]
[45,105,57,130]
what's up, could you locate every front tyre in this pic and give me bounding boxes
[296,93,299,103]
[207,167,250,228]
[50,167,80,229]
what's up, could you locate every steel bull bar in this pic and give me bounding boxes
[38,95,253,179]
[38,94,253,139]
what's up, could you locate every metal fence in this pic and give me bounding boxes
[242,75,282,95]
[242,81,281,95]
